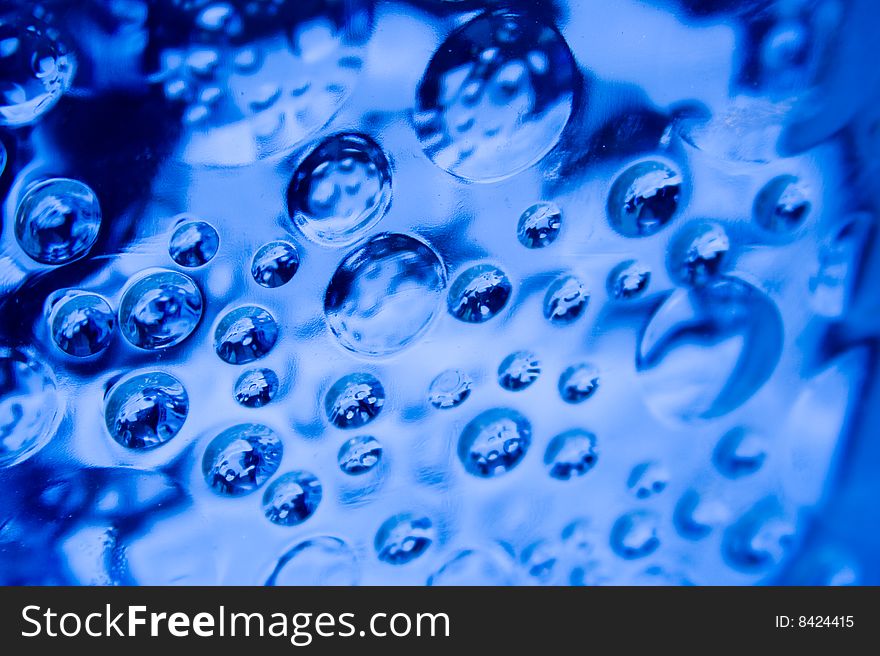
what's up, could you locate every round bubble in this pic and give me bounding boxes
[610,511,660,560]
[722,500,795,572]
[428,369,472,409]
[673,489,729,540]
[325,373,385,429]
[251,241,300,288]
[375,513,434,565]
[214,306,278,365]
[517,202,562,248]
[104,372,188,450]
[558,363,600,404]
[118,269,203,350]
[754,175,811,233]
[447,264,512,323]
[637,276,783,422]
[262,471,322,527]
[325,233,447,356]
[607,260,650,300]
[14,178,101,265]
[49,292,115,357]
[414,10,576,181]
[288,133,391,246]
[266,537,359,586]
[497,351,541,391]
[156,2,373,165]
[543,275,589,325]
[0,13,75,126]
[607,161,682,237]
[169,220,219,267]
[713,427,767,478]
[0,347,60,468]
[337,435,383,475]
[429,547,518,585]
[667,221,729,286]
[202,423,283,496]
[544,429,598,480]
[627,461,669,499]
[233,368,279,408]
[458,408,531,478]
[521,540,562,583]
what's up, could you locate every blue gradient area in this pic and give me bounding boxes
[0,0,878,585]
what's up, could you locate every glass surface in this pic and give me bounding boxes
[0,0,878,586]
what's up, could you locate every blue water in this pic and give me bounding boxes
[0,0,878,585]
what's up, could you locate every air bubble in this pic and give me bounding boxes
[497,351,541,391]
[607,161,682,237]
[667,221,729,286]
[414,10,576,181]
[14,178,101,265]
[517,202,562,248]
[713,427,767,478]
[447,264,512,323]
[214,306,278,365]
[266,537,359,586]
[104,372,188,450]
[375,513,434,565]
[543,275,589,325]
[169,220,219,268]
[251,241,300,288]
[544,429,598,480]
[262,471,322,526]
[607,260,650,300]
[458,408,531,478]
[118,270,203,350]
[325,233,446,356]
[337,435,383,475]
[610,511,660,559]
[0,14,75,126]
[558,363,599,404]
[202,423,283,496]
[288,133,391,246]
[233,368,279,408]
[754,175,811,233]
[325,373,385,429]
[673,489,729,540]
[627,461,669,499]
[428,369,472,409]
[0,347,60,468]
[637,277,783,422]
[723,500,795,572]
[49,292,115,357]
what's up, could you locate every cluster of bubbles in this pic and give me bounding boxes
[152,0,374,164]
